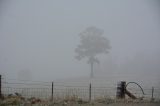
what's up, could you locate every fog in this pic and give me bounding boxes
[0,0,160,86]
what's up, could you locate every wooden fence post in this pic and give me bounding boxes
[116,81,126,99]
[89,83,91,102]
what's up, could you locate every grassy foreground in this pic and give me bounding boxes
[1,95,160,106]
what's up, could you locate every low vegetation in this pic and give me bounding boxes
[0,93,160,106]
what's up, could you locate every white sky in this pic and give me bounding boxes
[0,0,160,82]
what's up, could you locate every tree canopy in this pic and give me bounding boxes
[75,26,111,61]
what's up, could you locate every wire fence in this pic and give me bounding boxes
[1,76,160,101]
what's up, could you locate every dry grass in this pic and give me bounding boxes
[1,95,160,106]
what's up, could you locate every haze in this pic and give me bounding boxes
[0,0,160,86]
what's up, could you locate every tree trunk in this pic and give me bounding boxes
[90,62,94,78]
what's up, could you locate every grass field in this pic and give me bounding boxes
[1,97,160,106]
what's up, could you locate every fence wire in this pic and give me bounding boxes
[1,77,160,101]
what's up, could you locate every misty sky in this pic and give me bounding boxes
[0,0,160,82]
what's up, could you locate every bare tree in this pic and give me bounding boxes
[75,26,111,78]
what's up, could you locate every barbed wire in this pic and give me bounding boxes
[2,78,52,83]
[2,82,51,86]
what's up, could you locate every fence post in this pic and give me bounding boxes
[116,81,126,99]
[51,82,54,102]
[151,87,154,101]
[0,75,1,99]
[89,83,91,102]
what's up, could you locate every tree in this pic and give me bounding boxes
[75,26,111,78]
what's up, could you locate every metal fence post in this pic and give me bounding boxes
[0,75,1,98]
[151,87,154,101]
[51,82,54,102]
[89,83,91,102]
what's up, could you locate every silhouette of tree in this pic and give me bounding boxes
[75,26,111,78]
